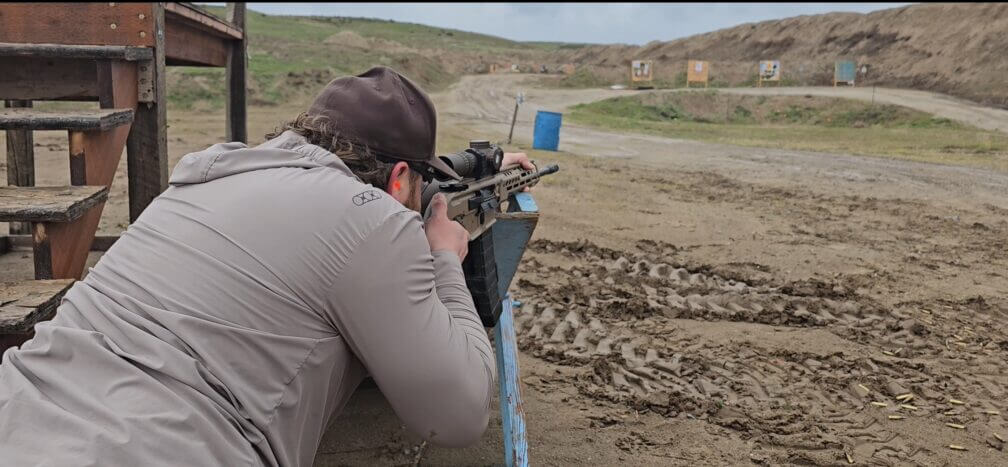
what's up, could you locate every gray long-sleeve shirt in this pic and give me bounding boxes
[0,131,496,466]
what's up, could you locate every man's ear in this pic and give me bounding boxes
[386,161,411,194]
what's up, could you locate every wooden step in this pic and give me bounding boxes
[0,42,153,61]
[0,279,74,334]
[0,107,133,131]
[0,186,107,223]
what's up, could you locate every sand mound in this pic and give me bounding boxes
[323,30,371,49]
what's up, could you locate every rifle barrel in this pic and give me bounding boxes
[537,164,560,176]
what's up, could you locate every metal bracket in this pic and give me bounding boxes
[137,59,154,103]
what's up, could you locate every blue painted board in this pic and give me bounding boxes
[532,111,562,151]
[495,296,528,467]
[835,60,856,82]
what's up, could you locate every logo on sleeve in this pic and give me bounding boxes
[352,190,381,206]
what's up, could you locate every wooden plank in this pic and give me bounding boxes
[164,17,229,67]
[97,61,139,110]
[4,99,33,235]
[0,3,155,47]
[0,279,74,333]
[0,42,152,61]
[0,57,97,101]
[127,3,168,222]
[166,2,243,39]
[32,222,54,280]
[62,67,135,278]
[494,296,529,467]
[39,213,98,279]
[0,186,108,223]
[225,3,247,143]
[0,108,133,131]
[69,128,131,188]
[3,233,118,252]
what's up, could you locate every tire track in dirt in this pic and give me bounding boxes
[513,239,1008,464]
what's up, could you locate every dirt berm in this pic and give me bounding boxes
[547,3,1008,109]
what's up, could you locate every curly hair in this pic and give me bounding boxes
[265,112,406,190]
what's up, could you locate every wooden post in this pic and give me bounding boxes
[507,100,519,145]
[4,100,34,235]
[126,2,168,223]
[226,2,247,143]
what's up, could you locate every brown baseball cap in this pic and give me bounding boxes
[306,66,461,180]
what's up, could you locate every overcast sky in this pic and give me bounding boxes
[231,3,912,45]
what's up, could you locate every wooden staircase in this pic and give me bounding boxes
[1,3,248,349]
[1,41,142,348]
[0,105,130,349]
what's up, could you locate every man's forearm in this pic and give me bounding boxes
[328,212,496,447]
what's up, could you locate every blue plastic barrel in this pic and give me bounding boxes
[532,111,562,151]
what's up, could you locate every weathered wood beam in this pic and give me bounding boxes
[0,186,108,224]
[226,2,247,143]
[166,2,244,40]
[126,3,168,223]
[0,42,153,61]
[0,57,98,101]
[0,279,75,335]
[164,14,229,67]
[4,99,33,235]
[0,108,133,132]
[0,3,155,47]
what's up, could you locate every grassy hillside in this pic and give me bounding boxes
[169,6,575,109]
[172,4,1008,111]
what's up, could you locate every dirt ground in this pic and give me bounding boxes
[2,74,1007,465]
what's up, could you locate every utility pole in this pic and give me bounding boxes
[507,91,524,145]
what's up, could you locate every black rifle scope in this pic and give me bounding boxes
[435,140,504,180]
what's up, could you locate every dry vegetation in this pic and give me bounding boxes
[569,92,1008,171]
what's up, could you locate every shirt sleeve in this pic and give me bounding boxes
[325,210,496,448]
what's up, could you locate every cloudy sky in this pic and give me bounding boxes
[233,3,912,45]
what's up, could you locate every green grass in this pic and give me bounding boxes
[168,6,571,109]
[568,92,1008,171]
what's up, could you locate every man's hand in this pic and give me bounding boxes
[424,193,469,261]
[503,152,536,191]
[503,152,535,170]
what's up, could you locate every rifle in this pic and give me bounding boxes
[420,140,559,327]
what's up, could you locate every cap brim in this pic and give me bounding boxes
[427,155,462,181]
